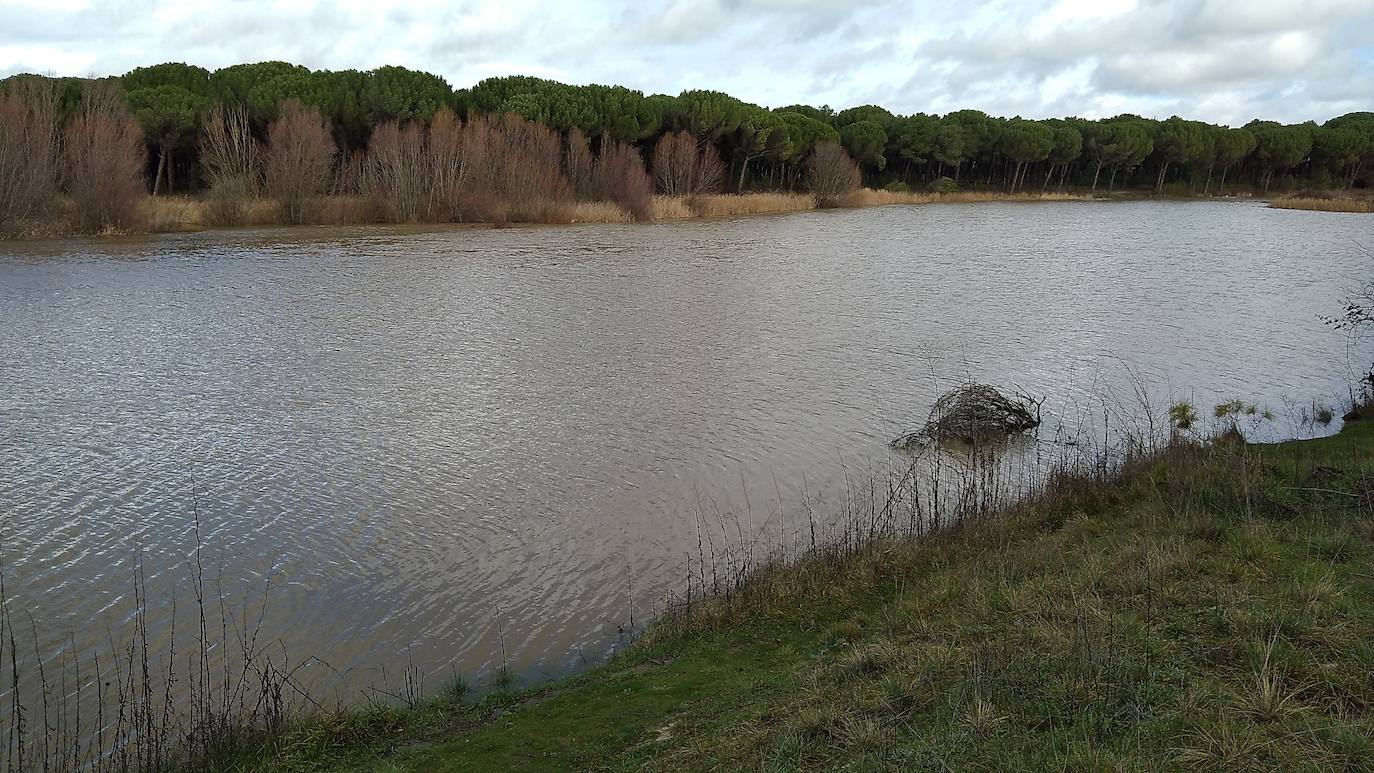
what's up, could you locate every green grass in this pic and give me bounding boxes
[241,418,1374,772]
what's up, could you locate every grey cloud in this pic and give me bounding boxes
[0,0,1369,124]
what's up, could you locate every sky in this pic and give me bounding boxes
[1,0,1372,126]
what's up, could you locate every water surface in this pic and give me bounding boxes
[1,200,1368,701]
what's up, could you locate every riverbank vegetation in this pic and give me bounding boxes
[235,398,1374,771]
[1270,195,1374,214]
[2,62,1372,236]
[7,381,1371,771]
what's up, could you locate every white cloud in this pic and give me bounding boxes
[0,0,1369,124]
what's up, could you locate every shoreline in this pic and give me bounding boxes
[228,408,1374,771]
[0,188,1282,244]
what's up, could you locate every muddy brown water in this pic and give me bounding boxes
[0,200,1369,711]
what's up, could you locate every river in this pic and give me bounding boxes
[0,200,1369,712]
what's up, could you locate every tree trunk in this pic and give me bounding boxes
[1155,161,1168,193]
[153,148,166,196]
[1218,165,1229,194]
[1091,161,1102,193]
[1042,164,1054,193]
[1108,167,1118,192]
[166,145,175,194]
[1203,164,1214,196]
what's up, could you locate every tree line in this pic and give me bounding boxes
[1,61,1371,232]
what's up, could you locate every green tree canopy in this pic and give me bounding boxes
[839,120,887,171]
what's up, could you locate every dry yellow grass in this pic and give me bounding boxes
[650,196,693,220]
[686,192,816,217]
[845,188,1091,207]
[1269,196,1373,214]
[140,196,206,231]
[571,201,633,223]
[128,188,1102,235]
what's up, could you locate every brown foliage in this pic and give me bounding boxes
[0,77,60,228]
[366,121,430,223]
[263,99,335,225]
[651,131,724,196]
[565,128,595,200]
[591,140,653,221]
[806,141,861,207]
[64,82,147,232]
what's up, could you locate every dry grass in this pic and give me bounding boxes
[845,188,1093,207]
[571,201,633,223]
[650,196,693,220]
[685,192,816,218]
[140,195,205,231]
[1269,196,1374,214]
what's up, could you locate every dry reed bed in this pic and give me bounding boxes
[1269,196,1374,213]
[845,189,1093,207]
[14,188,1118,240]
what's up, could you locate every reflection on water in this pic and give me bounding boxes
[0,200,1368,706]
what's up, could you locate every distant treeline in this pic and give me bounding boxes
[1,61,1371,232]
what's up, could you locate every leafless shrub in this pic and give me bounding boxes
[565,128,595,201]
[651,131,724,196]
[64,82,147,233]
[592,140,653,221]
[806,141,861,207]
[199,104,258,226]
[365,121,431,223]
[0,77,59,229]
[262,99,335,225]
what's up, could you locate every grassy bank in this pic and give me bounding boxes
[1269,195,1374,214]
[230,413,1374,771]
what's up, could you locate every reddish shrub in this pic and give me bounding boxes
[592,140,653,221]
[64,83,147,232]
[652,131,724,197]
[0,77,59,228]
[365,120,430,223]
[263,100,335,224]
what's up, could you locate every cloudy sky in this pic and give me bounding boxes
[2,0,1371,125]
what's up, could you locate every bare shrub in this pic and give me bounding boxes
[0,77,59,229]
[806,141,861,207]
[652,131,696,195]
[199,104,258,226]
[651,131,724,197]
[592,140,653,221]
[565,128,595,200]
[440,113,571,224]
[262,99,335,225]
[64,82,147,233]
[366,121,431,223]
[694,143,726,196]
[332,149,367,197]
[495,114,571,221]
[427,108,464,221]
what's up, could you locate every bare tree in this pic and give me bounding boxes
[652,131,696,195]
[592,139,653,220]
[565,128,595,200]
[199,104,258,225]
[806,141,860,207]
[0,77,60,229]
[365,120,430,223]
[262,99,335,225]
[652,131,724,196]
[64,82,147,232]
[693,143,726,196]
